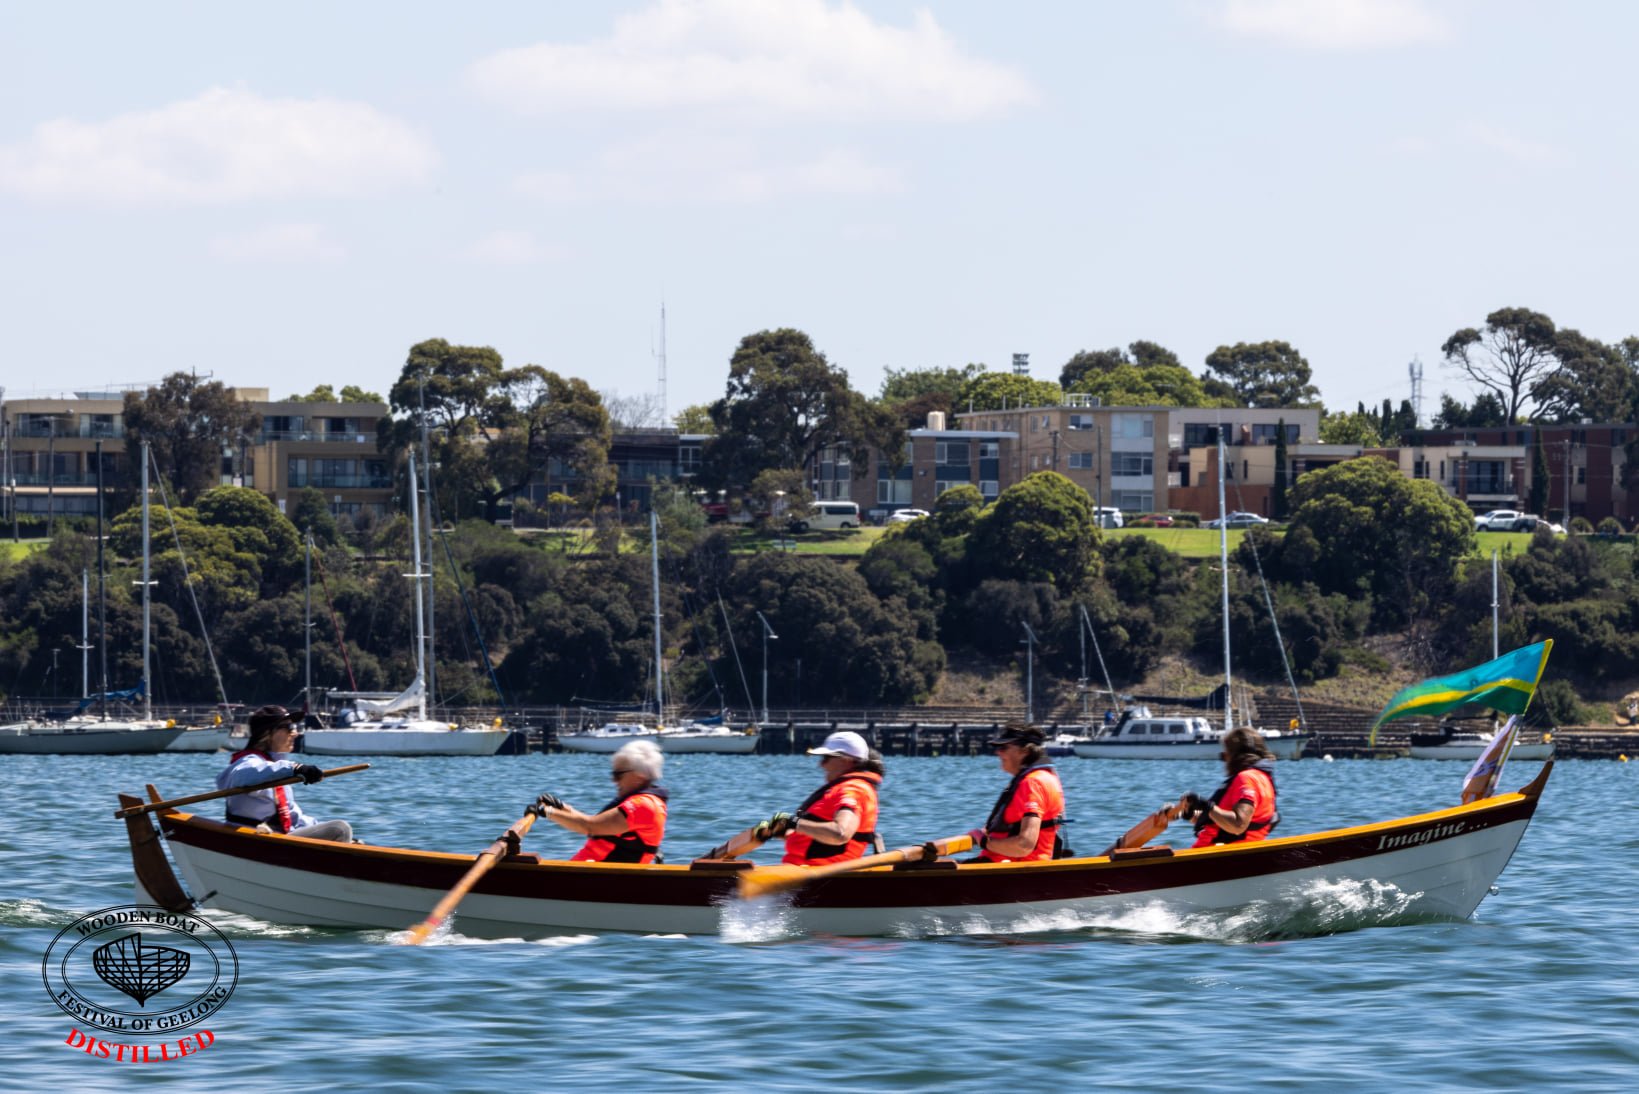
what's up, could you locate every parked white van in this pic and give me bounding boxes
[1092,506,1124,529]
[806,501,861,530]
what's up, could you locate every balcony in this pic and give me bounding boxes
[14,422,124,439]
[261,430,376,444]
[7,471,103,486]
[288,472,392,490]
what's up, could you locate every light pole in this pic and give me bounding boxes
[1021,621,1038,724]
[757,611,778,725]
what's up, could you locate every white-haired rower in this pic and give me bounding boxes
[530,739,668,864]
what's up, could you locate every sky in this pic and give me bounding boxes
[3,1,1635,423]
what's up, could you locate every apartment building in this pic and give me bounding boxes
[0,388,394,524]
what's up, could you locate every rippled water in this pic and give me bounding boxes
[3,752,1636,1091]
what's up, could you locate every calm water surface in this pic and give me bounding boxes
[2,752,1636,1092]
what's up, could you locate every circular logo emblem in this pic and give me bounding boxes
[42,905,238,1036]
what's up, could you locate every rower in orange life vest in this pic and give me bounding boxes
[1179,727,1279,847]
[216,705,353,842]
[754,731,885,866]
[966,724,1068,861]
[531,739,668,863]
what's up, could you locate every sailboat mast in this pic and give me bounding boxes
[95,439,108,720]
[418,378,435,711]
[141,441,152,722]
[407,450,428,721]
[1491,550,1500,660]
[304,531,313,711]
[650,510,663,719]
[1217,433,1232,735]
[80,568,89,699]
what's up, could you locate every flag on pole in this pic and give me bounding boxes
[1461,716,1520,804]
[1369,640,1553,746]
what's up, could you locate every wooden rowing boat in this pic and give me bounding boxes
[123,763,1551,939]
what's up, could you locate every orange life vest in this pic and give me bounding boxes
[572,786,668,864]
[782,771,882,866]
[980,764,1066,862]
[1193,764,1278,847]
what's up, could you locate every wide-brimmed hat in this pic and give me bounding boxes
[985,724,1046,748]
[247,705,299,737]
[806,730,869,760]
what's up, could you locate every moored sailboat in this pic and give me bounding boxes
[300,451,507,757]
[0,443,182,754]
[558,512,758,755]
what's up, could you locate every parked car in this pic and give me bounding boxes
[1091,506,1124,529]
[887,508,930,524]
[1128,513,1176,527]
[1203,511,1270,529]
[1474,509,1525,532]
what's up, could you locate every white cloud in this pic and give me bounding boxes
[1465,123,1558,166]
[1215,0,1452,49]
[460,230,566,265]
[0,86,437,205]
[513,133,905,203]
[208,223,346,263]
[468,0,1037,123]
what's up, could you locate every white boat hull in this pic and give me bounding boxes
[557,727,761,754]
[1074,735,1307,760]
[0,722,185,754]
[1409,741,1556,761]
[152,766,1550,939]
[165,727,234,752]
[300,724,509,756]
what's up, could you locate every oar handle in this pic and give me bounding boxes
[1101,802,1184,856]
[405,812,538,946]
[112,764,371,818]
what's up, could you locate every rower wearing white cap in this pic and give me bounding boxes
[756,731,886,867]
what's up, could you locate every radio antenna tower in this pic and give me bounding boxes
[654,302,668,427]
[1408,356,1424,427]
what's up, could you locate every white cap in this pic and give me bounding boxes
[806,731,869,761]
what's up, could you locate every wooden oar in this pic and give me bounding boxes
[738,833,976,901]
[702,824,772,861]
[112,764,371,818]
[404,811,538,946]
[1100,802,1184,856]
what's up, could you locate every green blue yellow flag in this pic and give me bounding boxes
[1369,640,1554,745]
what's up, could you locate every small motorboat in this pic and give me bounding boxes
[1072,708,1306,760]
[556,721,760,754]
[1409,728,1555,761]
[122,764,1551,938]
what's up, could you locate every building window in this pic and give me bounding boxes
[1068,414,1094,431]
[1068,452,1094,469]
[934,479,971,497]
[979,480,999,498]
[1112,453,1153,476]
[936,441,969,465]
[1577,466,1586,485]
[1183,423,1217,448]
[1113,414,1153,440]
[979,441,999,459]
[1112,490,1153,511]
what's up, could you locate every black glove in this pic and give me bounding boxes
[920,841,940,862]
[295,764,324,784]
[1182,792,1208,816]
[755,811,796,840]
[535,792,565,812]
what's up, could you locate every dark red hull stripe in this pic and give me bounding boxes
[162,794,1538,912]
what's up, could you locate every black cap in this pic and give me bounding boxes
[985,724,1046,747]
[247,705,299,737]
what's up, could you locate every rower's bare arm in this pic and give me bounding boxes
[983,814,1041,858]
[794,807,858,843]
